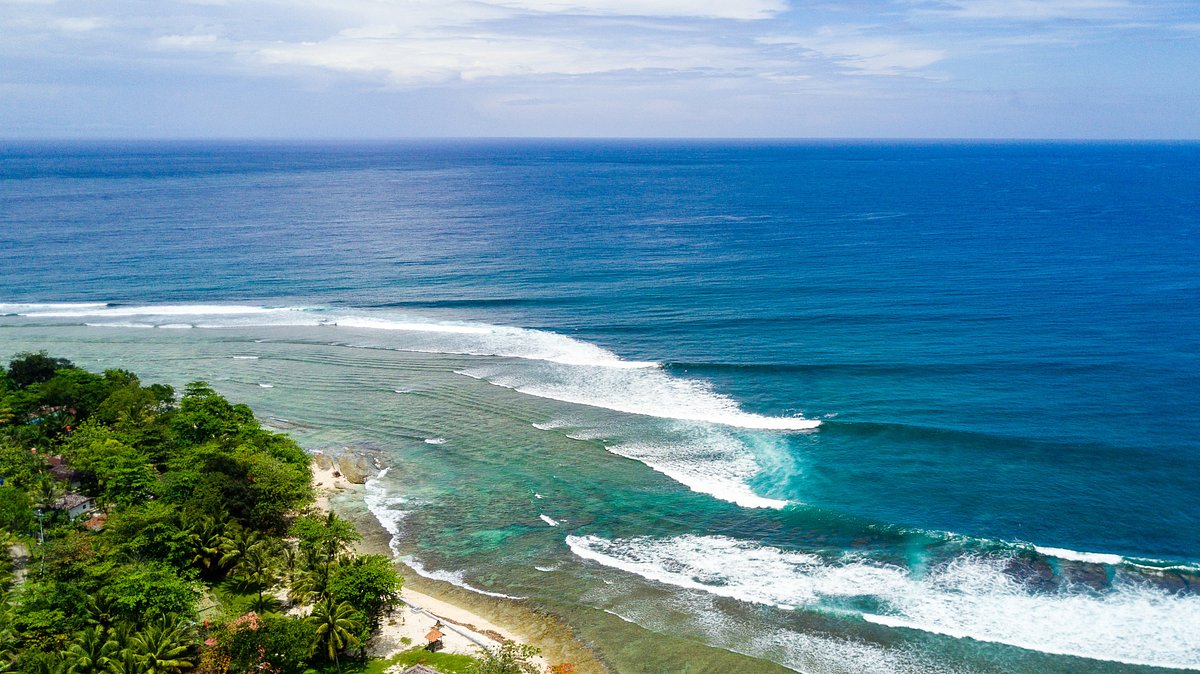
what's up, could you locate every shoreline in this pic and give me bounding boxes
[310,455,610,674]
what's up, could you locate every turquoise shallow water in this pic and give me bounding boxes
[2,141,1199,672]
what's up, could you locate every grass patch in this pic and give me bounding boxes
[360,646,479,674]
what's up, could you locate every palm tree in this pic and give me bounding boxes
[218,526,264,574]
[127,618,195,674]
[287,562,331,606]
[308,597,362,671]
[65,626,119,674]
[103,648,140,674]
[21,652,67,674]
[186,518,224,579]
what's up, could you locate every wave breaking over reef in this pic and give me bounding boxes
[3,302,815,509]
[566,533,1200,670]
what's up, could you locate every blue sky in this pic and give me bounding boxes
[2,0,1198,138]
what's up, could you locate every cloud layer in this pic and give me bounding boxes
[0,0,1197,137]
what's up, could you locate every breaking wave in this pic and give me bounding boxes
[566,533,1200,670]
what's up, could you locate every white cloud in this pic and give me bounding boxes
[55,17,105,32]
[914,0,1137,21]
[254,32,764,84]
[761,28,947,75]
[487,0,788,20]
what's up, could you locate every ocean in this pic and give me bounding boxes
[2,140,1198,673]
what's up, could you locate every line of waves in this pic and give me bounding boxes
[2,301,816,509]
[566,533,1200,670]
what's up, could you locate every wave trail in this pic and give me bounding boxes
[3,302,818,434]
[566,534,1200,670]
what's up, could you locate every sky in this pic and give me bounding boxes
[1,0,1199,138]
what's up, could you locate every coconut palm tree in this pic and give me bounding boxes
[127,618,195,674]
[186,518,224,579]
[218,526,264,574]
[65,626,119,674]
[308,597,362,671]
[287,561,331,606]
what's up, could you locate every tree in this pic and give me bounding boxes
[470,642,542,674]
[291,512,360,563]
[222,613,315,674]
[328,555,402,631]
[0,486,33,535]
[185,517,225,579]
[128,618,196,674]
[170,383,255,445]
[307,597,362,668]
[101,562,200,627]
[7,352,73,389]
[64,626,118,674]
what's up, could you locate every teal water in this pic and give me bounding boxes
[2,141,1199,672]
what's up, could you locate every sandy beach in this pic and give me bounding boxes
[309,456,564,673]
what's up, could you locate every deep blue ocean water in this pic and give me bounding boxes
[2,141,1199,672]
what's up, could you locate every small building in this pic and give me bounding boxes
[53,492,95,520]
[47,456,83,489]
[425,625,445,653]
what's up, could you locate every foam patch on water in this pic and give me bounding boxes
[0,302,109,314]
[540,514,560,527]
[363,469,410,556]
[233,355,259,360]
[1033,546,1124,566]
[473,361,820,431]
[566,534,1200,670]
[606,437,789,509]
[6,301,816,511]
[258,383,274,388]
[405,558,526,600]
[424,437,447,445]
[5,302,816,432]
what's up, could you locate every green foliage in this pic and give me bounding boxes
[328,555,402,630]
[127,617,196,674]
[291,512,361,561]
[107,502,193,569]
[0,441,44,491]
[0,357,411,672]
[469,642,543,674]
[171,382,255,445]
[102,562,201,627]
[221,613,316,674]
[308,596,364,663]
[0,485,33,534]
[7,351,73,389]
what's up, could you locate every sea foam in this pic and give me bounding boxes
[8,302,815,511]
[11,302,816,431]
[566,534,1200,670]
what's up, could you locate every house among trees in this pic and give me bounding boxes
[52,491,94,519]
[47,455,82,489]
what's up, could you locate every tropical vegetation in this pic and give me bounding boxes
[0,351,404,673]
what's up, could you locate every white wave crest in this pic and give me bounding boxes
[606,436,789,509]
[539,514,560,527]
[363,469,409,556]
[405,558,525,600]
[0,302,108,314]
[1033,546,1125,566]
[472,361,819,431]
[8,302,817,433]
[566,534,1200,670]
[424,437,447,445]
